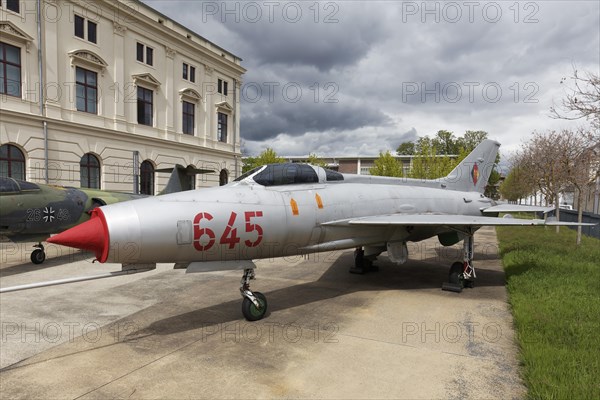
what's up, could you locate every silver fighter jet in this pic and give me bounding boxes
[48,140,591,321]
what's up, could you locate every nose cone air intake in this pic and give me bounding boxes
[48,208,109,262]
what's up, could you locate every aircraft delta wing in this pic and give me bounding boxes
[0,164,213,264]
[46,140,596,321]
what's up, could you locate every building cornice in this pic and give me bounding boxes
[0,109,242,158]
[97,0,246,78]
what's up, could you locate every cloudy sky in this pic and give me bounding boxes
[144,0,599,159]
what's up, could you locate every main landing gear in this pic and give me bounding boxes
[442,235,476,293]
[240,268,268,321]
[349,247,379,274]
[31,243,46,264]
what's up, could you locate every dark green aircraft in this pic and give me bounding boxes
[0,165,212,264]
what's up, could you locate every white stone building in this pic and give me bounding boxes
[0,0,245,193]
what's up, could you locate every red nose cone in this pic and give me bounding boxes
[48,208,109,262]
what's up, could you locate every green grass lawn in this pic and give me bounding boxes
[496,225,600,399]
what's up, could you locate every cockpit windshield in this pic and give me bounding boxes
[0,177,40,193]
[253,163,318,186]
[233,166,265,182]
[233,163,344,186]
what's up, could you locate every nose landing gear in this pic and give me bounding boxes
[240,268,267,321]
[31,243,46,264]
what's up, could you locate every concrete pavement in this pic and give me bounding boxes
[0,227,525,399]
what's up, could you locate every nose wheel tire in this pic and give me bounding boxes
[31,249,46,264]
[242,292,267,321]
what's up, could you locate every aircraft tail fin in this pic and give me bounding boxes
[157,165,215,195]
[442,139,500,193]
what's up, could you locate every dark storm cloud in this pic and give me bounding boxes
[144,0,600,156]
[241,100,393,141]
[211,2,390,71]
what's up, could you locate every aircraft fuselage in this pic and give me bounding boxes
[101,180,488,264]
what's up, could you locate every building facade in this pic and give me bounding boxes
[0,0,245,193]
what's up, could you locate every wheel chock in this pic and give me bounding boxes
[442,282,463,292]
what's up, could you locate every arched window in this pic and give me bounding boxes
[140,160,155,195]
[80,153,100,189]
[219,169,228,186]
[0,144,25,180]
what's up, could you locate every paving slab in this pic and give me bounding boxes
[0,227,525,399]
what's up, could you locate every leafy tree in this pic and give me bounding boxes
[396,141,415,155]
[307,153,328,168]
[432,130,458,155]
[499,166,531,202]
[459,130,489,152]
[242,148,285,173]
[408,141,455,179]
[370,151,403,177]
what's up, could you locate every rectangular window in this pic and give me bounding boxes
[74,15,85,39]
[137,87,153,126]
[75,67,97,114]
[0,42,21,97]
[136,43,153,66]
[218,112,228,143]
[217,79,228,95]
[74,14,96,43]
[190,66,195,83]
[146,47,153,66]
[6,0,20,13]
[87,20,97,44]
[182,63,188,80]
[136,43,144,62]
[182,101,195,135]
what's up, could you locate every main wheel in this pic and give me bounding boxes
[449,262,464,286]
[242,292,267,321]
[31,249,46,264]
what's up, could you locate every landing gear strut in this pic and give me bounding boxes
[240,268,267,321]
[30,243,46,264]
[442,235,476,292]
[350,247,378,274]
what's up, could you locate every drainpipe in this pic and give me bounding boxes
[233,78,238,178]
[37,0,48,183]
[133,151,139,194]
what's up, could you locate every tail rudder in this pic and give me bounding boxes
[443,139,500,193]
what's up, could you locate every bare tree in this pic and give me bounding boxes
[550,69,600,134]
[554,129,599,244]
[518,131,570,233]
[520,129,599,242]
